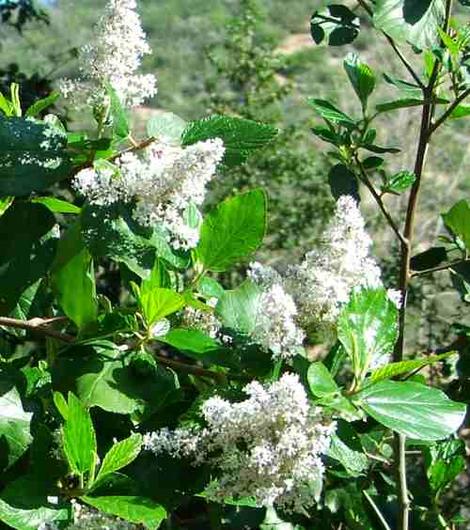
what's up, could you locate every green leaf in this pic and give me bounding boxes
[310,4,360,46]
[0,381,32,471]
[139,288,185,326]
[197,189,267,272]
[25,91,60,118]
[216,281,261,334]
[147,111,187,144]
[442,199,470,250]
[0,115,71,195]
[198,276,225,299]
[0,196,13,217]
[52,341,179,416]
[374,0,446,50]
[53,391,68,420]
[311,125,341,145]
[95,433,142,483]
[10,84,21,117]
[31,196,80,214]
[376,97,448,113]
[307,362,339,397]
[343,53,375,110]
[81,202,189,278]
[182,115,278,166]
[328,164,360,201]
[369,352,456,382]
[424,439,466,493]
[308,98,356,128]
[362,156,384,169]
[0,498,68,530]
[328,421,368,476]
[362,143,400,154]
[106,83,130,140]
[158,328,221,357]
[82,495,167,529]
[0,202,58,314]
[410,246,447,271]
[381,170,416,194]
[52,222,98,329]
[337,288,398,382]
[356,380,466,440]
[62,392,97,475]
[383,73,422,97]
[450,104,470,119]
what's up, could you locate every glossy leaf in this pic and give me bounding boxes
[442,199,470,250]
[52,341,179,415]
[182,114,278,167]
[139,287,184,326]
[343,53,375,109]
[356,380,466,440]
[376,97,447,113]
[52,222,98,329]
[197,189,267,272]
[0,202,58,314]
[381,170,416,194]
[374,0,446,50]
[158,328,221,356]
[81,202,189,278]
[0,115,71,195]
[369,351,456,382]
[31,197,80,214]
[307,362,339,397]
[424,439,466,493]
[310,4,360,46]
[106,83,130,139]
[147,111,186,144]
[62,392,97,475]
[25,91,60,118]
[95,433,142,483]
[308,98,356,128]
[0,382,32,471]
[0,499,68,530]
[410,246,447,271]
[216,281,261,334]
[82,495,167,529]
[337,288,398,381]
[328,163,360,201]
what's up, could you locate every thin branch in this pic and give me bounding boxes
[154,355,227,384]
[411,258,470,278]
[0,316,74,343]
[395,434,411,530]
[364,491,393,530]
[71,136,156,176]
[0,315,235,383]
[429,87,470,135]
[354,156,407,246]
[356,0,425,89]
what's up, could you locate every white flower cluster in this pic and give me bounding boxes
[73,138,225,249]
[60,0,156,108]
[144,373,334,513]
[286,195,382,331]
[181,305,221,339]
[248,263,304,361]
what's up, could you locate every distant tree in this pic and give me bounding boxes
[0,0,48,31]
[205,0,333,267]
